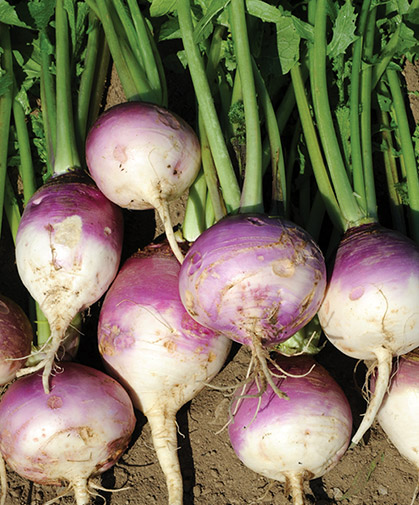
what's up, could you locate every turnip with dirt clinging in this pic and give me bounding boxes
[97,243,232,505]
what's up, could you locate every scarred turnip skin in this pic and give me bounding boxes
[15,172,124,392]
[178,213,326,348]
[16,173,124,327]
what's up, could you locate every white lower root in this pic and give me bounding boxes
[351,346,393,446]
[146,409,183,505]
[156,200,185,264]
[251,336,288,400]
[285,472,305,505]
[16,326,66,394]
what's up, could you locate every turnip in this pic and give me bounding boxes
[0,294,32,385]
[97,243,232,505]
[0,362,136,505]
[178,213,326,397]
[228,354,352,505]
[14,0,125,393]
[318,223,419,445]
[372,349,419,504]
[15,172,123,393]
[85,101,201,264]
[289,0,419,447]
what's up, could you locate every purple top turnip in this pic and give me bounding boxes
[15,172,124,392]
[178,213,326,397]
[318,223,419,445]
[228,354,352,505]
[85,101,201,263]
[0,362,136,505]
[97,243,231,505]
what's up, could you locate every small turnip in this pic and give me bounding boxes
[85,101,201,263]
[0,294,33,385]
[228,354,352,505]
[0,362,136,505]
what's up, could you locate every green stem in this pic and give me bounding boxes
[181,168,208,241]
[386,68,419,241]
[380,108,406,234]
[229,0,263,213]
[251,58,286,216]
[350,0,370,211]
[360,6,377,220]
[177,0,241,213]
[0,24,13,237]
[3,174,20,242]
[53,0,81,175]
[40,28,56,172]
[12,95,37,202]
[87,35,110,129]
[76,10,102,152]
[127,0,166,104]
[88,0,140,101]
[311,0,364,227]
[198,113,226,222]
[290,63,344,231]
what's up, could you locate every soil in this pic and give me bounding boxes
[0,58,418,505]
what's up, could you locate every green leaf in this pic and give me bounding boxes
[149,0,177,17]
[158,16,181,41]
[193,0,230,44]
[246,0,282,23]
[327,0,357,59]
[28,0,55,30]
[0,0,31,28]
[276,16,300,75]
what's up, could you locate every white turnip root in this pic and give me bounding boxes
[15,172,124,393]
[97,243,232,505]
[318,223,419,445]
[0,362,136,505]
[228,354,352,505]
[85,101,201,263]
[0,294,33,385]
